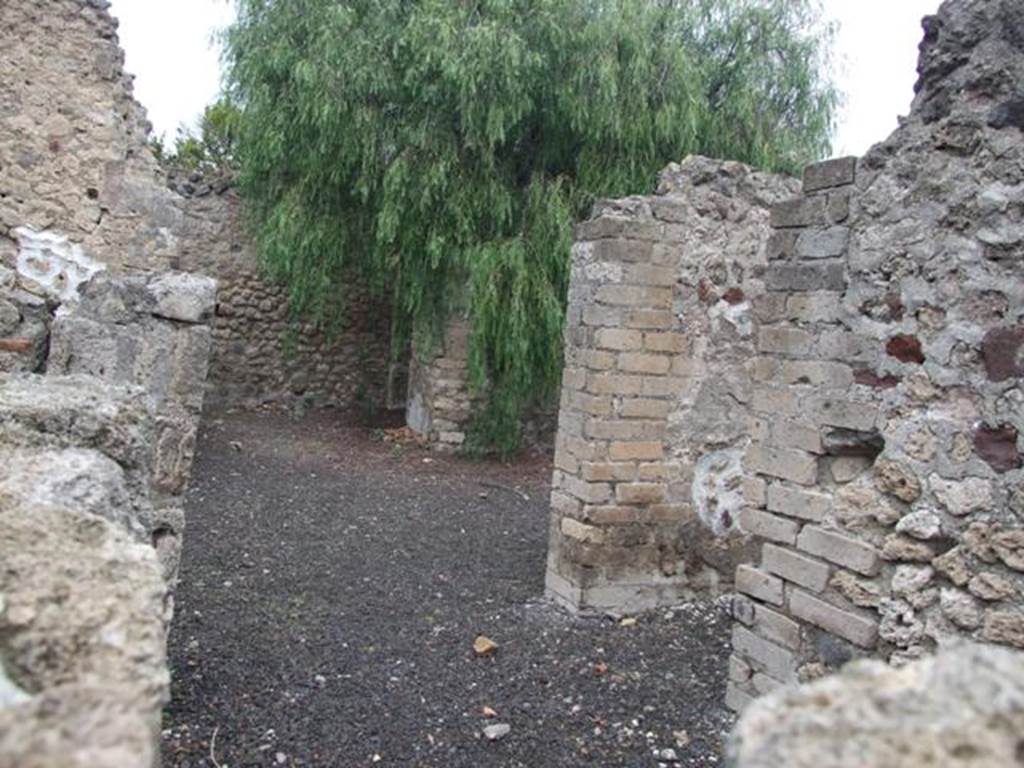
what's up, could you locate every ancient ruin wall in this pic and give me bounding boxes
[0,0,184,275]
[546,0,1024,712]
[545,157,799,612]
[726,0,1024,708]
[0,268,216,767]
[1,0,394,412]
[176,185,393,410]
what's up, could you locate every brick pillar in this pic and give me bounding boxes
[544,209,691,612]
[406,317,474,449]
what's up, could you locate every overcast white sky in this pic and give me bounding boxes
[109,0,940,157]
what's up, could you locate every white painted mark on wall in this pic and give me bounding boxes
[12,226,104,302]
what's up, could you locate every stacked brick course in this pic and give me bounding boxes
[406,318,474,448]
[545,158,798,612]
[547,0,1024,712]
[727,0,1024,708]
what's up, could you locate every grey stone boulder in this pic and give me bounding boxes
[0,374,155,501]
[0,446,140,538]
[146,271,217,324]
[0,500,168,768]
[727,644,1024,768]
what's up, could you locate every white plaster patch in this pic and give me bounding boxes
[691,447,746,535]
[708,300,753,338]
[12,226,104,302]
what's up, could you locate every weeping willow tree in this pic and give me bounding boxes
[224,0,838,453]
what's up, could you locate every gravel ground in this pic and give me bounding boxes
[162,408,735,768]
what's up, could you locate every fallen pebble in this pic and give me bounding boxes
[658,747,679,762]
[473,635,499,657]
[483,723,511,742]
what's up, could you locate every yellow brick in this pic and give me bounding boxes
[581,462,638,482]
[595,328,643,351]
[609,441,664,461]
[616,483,667,504]
[644,332,687,353]
[587,373,644,395]
[619,398,673,419]
[561,517,607,544]
[619,353,671,375]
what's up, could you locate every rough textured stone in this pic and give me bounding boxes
[547,156,798,611]
[0,501,168,768]
[727,645,1024,768]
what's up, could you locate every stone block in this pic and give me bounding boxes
[770,196,825,229]
[762,544,830,592]
[739,508,800,545]
[766,485,830,523]
[757,326,815,357]
[581,305,623,327]
[788,589,878,648]
[736,565,785,606]
[596,285,673,309]
[146,272,217,324]
[616,483,667,505]
[764,261,846,292]
[797,526,881,576]
[619,397,672,419]
[802,156,857,192]
[618,352,671,375]
[725,682,755,712]
[609,441,664,461]
[744,445,817,486]
[580,462,638,482]
[732,625,797,682]
[770,420,822,454]
[642,376,690,397]
[561,517,607,545]
[806,396,878,431]
[624,310,675,330]
[729,654,753,682]
[595,328,642,351]
[753,605,802,649]
[643,332,686,353]
[785,292,842,323]
[624,264,676,286]
[587,373,644,395]
[751,388,799,416]
[796,227,850,259]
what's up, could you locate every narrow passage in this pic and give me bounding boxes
[163,409,732,767]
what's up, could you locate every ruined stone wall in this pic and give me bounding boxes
[727,643,1024,768]
[546,0,1024,713]
[0,269,216,767]
[545,157,799,612]
[0,0,183,275]
[176,185,393,410]
[1,0,394,412]
[726,0,1024,709]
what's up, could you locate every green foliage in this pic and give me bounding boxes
[152,98,241,173]
[224,0,838,453]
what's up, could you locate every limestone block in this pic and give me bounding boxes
[145,272,216,323]
[0,500,167,768]
[728,645,1024,768]
[736,565,785,606]
[788,589,878,648]
[762,544,830,592]
[796,526,881,576]
[802,157,857,192]
[732,625,797,682]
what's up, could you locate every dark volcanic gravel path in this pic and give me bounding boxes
[163,409,734,768]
